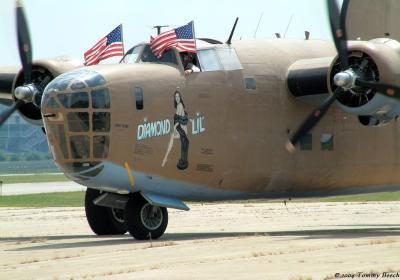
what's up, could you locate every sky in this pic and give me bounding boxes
[0,0,333,66]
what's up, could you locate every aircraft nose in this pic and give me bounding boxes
[41,69,111,175]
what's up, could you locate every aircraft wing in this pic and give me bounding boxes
[347,0,400,41]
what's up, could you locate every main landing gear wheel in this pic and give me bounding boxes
[124,193,168,240]
[85,188,127,235]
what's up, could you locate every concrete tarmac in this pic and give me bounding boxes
[1,202,400,280]
[0,181,85,195]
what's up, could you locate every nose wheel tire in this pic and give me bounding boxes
[124,193,168,240]
[85,188,127,235]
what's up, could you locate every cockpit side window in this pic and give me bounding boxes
[140,45,177,65]
[197,49,222,71]
[216,48,243,70]
[180,52,201,73]
[197,47,243,72]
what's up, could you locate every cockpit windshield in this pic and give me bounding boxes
[121,45,142,64]
[121,44,177,65]
[140,45,177,65]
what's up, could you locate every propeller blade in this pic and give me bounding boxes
[286,92,338,152]
[16,0,32,84]
[0,100,24,126]
[340,0,349,35]
[355,78,400,99]
[327,0,349,70]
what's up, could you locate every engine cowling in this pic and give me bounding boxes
[12,56,82,126]
[328,38,400,126]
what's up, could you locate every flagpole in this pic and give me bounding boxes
[120,24,125,55]
[191,21,197,51]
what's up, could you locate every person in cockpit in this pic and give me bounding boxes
[181,52,200,77]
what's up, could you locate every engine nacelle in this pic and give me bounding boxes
[328,38,400,125]
[287,57,332,105]
[12,56,82,126]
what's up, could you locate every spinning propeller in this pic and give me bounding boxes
[286,0,400,152]
[0,0,41,126]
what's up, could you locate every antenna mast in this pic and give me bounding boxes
[253,12,264,38]
[153,25,169,35]
[226,17,239,45]
[283,14,294,38]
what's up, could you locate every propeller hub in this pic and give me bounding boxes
[333,70,356,90]
[14,83,39,102]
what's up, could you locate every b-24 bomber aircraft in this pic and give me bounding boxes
[1,0,400,240]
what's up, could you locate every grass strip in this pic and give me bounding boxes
[0,191,399,207]
[0,174,69,184]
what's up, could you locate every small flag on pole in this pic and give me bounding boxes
[150,21,196,58]
[84,24,124,66]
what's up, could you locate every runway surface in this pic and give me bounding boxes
[0,181,85,195]
[1,202,400,280]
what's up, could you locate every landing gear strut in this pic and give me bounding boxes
[124,193,168,240]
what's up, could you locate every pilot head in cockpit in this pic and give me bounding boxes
[181,52,200,77]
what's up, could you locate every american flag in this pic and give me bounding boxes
[150,21,196,58]
[84,24,124,66]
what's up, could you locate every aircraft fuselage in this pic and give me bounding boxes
[41,39,400,200]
